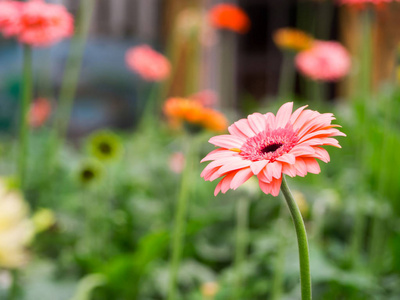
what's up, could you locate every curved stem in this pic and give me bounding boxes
[18,45,33,189]
[280,175,312,300]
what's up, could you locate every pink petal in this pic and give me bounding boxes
[289,145,315,157]
[303,158,321,174]
[233,118,256,137]
[228,123,248,140]
[293,158,307,177]
[289,105,308,124]
[298,128,345,143]
[276,153,296,164]
[267,161,282,179]
[216,159,252,176]
[248,113,267,134]
[275,102,293,129]
[264,112,276,129]
[209,135,245,149]
[214,180,223,196]
[313,147,330,163]
[201,149,236,162]
[282,164,297,177]
[258,177,282,196]
[230,168,253,190]
[250,160,268,175]
[220,172,236,194]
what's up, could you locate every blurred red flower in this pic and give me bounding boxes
[125,45,171,82]
[29,98,51,128]
[0,0,74,47]
[209,4,250,34]
[295,41,351,81]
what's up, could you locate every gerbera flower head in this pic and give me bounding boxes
[164,97,228,133]
[14,0,74,47]
[201,102,345,197]
[125,44,171,82]
[295,41,351,81]
[208,3,250,34]
[273,28,314,52]
[0,1,23,37]
[87,130,123,162]
[29,97,51,128]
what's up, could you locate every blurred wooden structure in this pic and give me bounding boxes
[61,0,400,104]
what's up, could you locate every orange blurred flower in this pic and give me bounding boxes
[0,0,74,47]
[164,97,228,132]
[273,28,314,52]
[125,45,171,82]
[28,98,51,128]
[208,4,250,34]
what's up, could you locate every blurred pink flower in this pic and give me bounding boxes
[125,45,171,82]
[201,102,345,196]
[295,41,351,81]
[169,152,185,174]
[189,90,218,107]
[338,0,398,5]
[18,0,74,47]
[29,98,51,128]
[0,0,74,47]
[0,1,23,37]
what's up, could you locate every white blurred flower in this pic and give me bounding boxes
[0,180,34,269]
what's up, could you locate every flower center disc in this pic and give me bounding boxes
[239,127,298,162]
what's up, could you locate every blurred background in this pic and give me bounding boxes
[0,0,400,299]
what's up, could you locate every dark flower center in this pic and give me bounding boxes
[99,142,112,154]
[82,169,95,181]
[261,143,283,154]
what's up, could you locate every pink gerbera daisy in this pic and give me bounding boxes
[125,44,171,82]
[295,41,351,82]
[201,102,345,196]
[0,1,23,37]
[17,0,74,47]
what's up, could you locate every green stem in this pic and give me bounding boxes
[49,0,94,169]
[280,176,312,300]
[167,138,194,300]
[8,270,20,300]
[234,197,249,299]
[18,45,33,189]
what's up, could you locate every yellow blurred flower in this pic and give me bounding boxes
[175,8,203,39]
[273,28,314,52]
[163,97,228,133]
[0,180,33,268]
[32,208,55,233]
[201,281,219,298]
[292,190,309,218]
[87,130,123,162]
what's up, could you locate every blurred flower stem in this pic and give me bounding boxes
[280,176,311,300]
[278,51,296,102]
[18,45,33,189]
[234,196,249,299]
[137,83,161,131]
[8,270,21,300]
[167,136,196,300]
[49,0,94,170]
[349,8,373,267]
